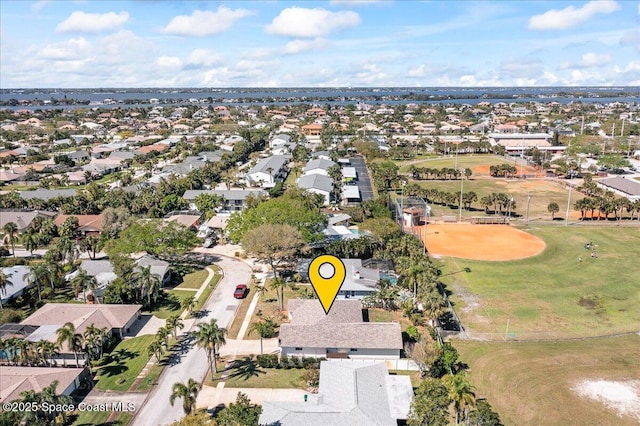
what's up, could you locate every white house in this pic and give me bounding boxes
[245,155,291,188]
[296,174,333,205]
[279,299,402,360]
[259,360,413,426]
[302,158,336,177]
[297,258,382,299]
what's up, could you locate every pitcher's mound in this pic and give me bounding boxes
[421,223,545,261]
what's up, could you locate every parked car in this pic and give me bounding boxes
[203,238,214,248]
[234,284,248,299]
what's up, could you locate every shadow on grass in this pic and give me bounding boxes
[225,356,264,382]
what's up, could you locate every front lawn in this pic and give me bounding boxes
[94,335,155,391]
[193,267,222,312]
[175,268,209,290]
[220,356,306,389]
[150,289,194,320]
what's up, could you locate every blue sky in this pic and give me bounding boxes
[1,0,639,88]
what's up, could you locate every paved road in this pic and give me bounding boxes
[131,255,251,426]
[350,156,375,201]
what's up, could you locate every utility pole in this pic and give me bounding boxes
[525,192,531,224]
[565,183,572,226]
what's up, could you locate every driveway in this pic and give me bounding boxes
[196,383,307,410]
[350,156,375,201]
[130,255,252,426]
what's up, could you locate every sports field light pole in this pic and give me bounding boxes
[565,182,573,226]
[525,192,532,224]
[458,174,464,221]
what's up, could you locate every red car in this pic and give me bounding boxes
[233,284,248,299]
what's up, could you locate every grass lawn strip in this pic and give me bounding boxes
[227,287,255,339]
[175,268,209,290]
[72,410,110,426]
[193,267,222,313]
[94,335,155,392]
[456,335,640,426]
[441,226,640,338]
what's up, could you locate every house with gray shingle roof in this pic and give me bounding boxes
[245,155,291,188]
[279,299,402,360]
[0,367,89,402]
[259,360,413,426]
[297,174,333,205]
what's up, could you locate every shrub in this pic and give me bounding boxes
[256,354,278,368]
[41,287,55,300]
[0,257,26,267]
[0,308,23,325]
[281,354,291,369]
[410,313,426,326]
[405,325,420,342]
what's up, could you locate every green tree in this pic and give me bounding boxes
[248,318,276,355]
[58,216,79,239]
[166,315,185,339]
[133,265,161,306]
[79,235,103,260]
[216,392,262,426]
[2,221,18,257]
[408,378,452,426]
[0,270,11,310]
[181,295,197,317]
[194,193,223,219]
[469,400,503,426]
[104,220,198,257]
[547,201,560,219]
[193,318,227,379]
[55,322,84,367]
[21,231,39,256]
[444,373,476,424]
[242,223,307,281]
[71,268,97,301]
[170,378,200,415]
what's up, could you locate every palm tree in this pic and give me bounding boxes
[444,373,476,425]
[248,319,275,355]
[0,270,11,310]
[269,277,288,312]
[169,378,200,415]
[193,319,227,379]
[23,265,46,302]
[42,341,60,367]
[21,231,39,256]
[419,287,448,327]
[148,340,163,361]
[71,269,97,301]
[56,322,84,367]
[133,266,161,306]
[3,222,18,257]
[181,295,196,317]
[166,315,184,339]
[156,326,170,351]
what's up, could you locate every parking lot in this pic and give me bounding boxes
[349,156,374,201]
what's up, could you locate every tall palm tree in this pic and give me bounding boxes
[193,319,227,379]
[444,373,476,425]
[56,322,84,367]
[23,264,47,302]
[21,231,39,256]
[3,222,18,257]
[133,266,161,306]
[42,341,60,367]
[71,269,98,301]
[148,340,163,361]
[181,295,196,317]
[248,319,275,355]
[166,315,184,339]
[0,270,11,310]
[169,378,200,415]
[418,287,448,327]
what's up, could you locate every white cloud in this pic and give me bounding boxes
[156,56,182,70]
[501,59,542,78]
[31,0,51,13]
[329,0,382,5]
[186,48,224,67]
[163,7,252,37]
[56,11,129,33]
[39,37,90,60]
[265,7,360,38]
[282,38,329,54]
[407,64,426,77]
[620,30,640,52]
[528,0,619,30]
[559,52,613,69]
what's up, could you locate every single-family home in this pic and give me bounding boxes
[245,155,290,188]
[0,265,31,304]
[297,258,383,299]
[303,158,336,177]
[259,360,413,426]
[182,189,267,212]
[0,367,90,402]
[279,299,403,360]
[54,214,105,236]
[19,189,76,202]
[0,210,57,234]
[296,174,333,205]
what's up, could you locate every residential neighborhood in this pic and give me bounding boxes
[1,89,639,426]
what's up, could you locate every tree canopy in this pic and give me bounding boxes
[104,220,198,257]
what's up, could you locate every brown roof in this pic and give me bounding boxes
[22,303,141,334]
[302,123,323,130]
[136,144,168,154]
[54,214,104,232]
[280,299,403,350]
[0,367,85,402]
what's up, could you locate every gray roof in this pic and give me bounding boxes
[0,210,56,232]
[1,265,31,302]
[297,258,379,292]
[182,189,267,201]
[599,176,640,197]
[79,260,114,277]
[109,150,136,160]
[247,155,290,175]
[19,189,76,201]
[259,361,413,426]
[135,254,170,279]
[303,158,336,173]
[297,174,333,193]
[327,214,351,225]
[287,299,364,325]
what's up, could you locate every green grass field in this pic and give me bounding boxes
[440,226,640,339]
[151,289,195,320]
[456,335,640,426]
[175,268,209,289]
[94,335,155,391]
[221,356,306,389]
